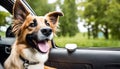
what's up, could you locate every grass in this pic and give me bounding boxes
[0,31,5,37]
[1,31,120,48]
[54,33,120,48]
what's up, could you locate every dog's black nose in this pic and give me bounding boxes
[41,27,52,36]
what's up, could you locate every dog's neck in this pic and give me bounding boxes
[20,55,39,69]
[20,48,48,69]
[26,63,44,69]
[20,60,44,69]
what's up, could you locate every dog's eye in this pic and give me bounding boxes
[45,20,50,26]
[29,19,37,27]
[29,22,37,27]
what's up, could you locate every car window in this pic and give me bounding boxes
[27,0,120,48]
[0,0,120,48]
[0,5,12,38]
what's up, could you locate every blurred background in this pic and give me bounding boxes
[0,0,120,47]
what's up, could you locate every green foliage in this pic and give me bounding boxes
[54,33,120,48]
[27,0,120,40]
[0,11,10,26]
[0,31,5,37]
[77,0,120,40]
[104,0,120,39]
[0,11,10,32]
[27,0,55,16]
[58,0,79,37]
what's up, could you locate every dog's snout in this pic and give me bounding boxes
[41,27,52,36]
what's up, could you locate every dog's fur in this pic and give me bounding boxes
[4,0,63,69]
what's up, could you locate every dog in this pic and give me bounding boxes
[4,0,63,69]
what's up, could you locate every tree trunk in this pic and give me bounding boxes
[92,24,98,39]
[87,28,90,39]
[104,28,109,39]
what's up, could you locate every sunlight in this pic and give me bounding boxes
[48,0,57,4]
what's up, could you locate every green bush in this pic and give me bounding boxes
[0,31,5,37]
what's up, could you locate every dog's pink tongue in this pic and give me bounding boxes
[38,41,50,53]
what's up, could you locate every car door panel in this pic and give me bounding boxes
[46,48,120,69]
[1,38,120,69]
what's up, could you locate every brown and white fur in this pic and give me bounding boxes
[4,0,63,69]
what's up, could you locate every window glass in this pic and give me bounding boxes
[0,5,12,38]
[28,0,120,48]
[1,0,120,48]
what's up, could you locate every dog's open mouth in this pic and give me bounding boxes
[37,40,50,53]
[26,34,51,53]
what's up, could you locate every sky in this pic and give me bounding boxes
[48,0,57,3]
[0,6,8,12]
[77,18,87,32]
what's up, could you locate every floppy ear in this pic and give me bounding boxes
[13,0,30,22]
[45,11,64,25]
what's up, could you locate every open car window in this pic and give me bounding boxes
[0,0,120,69]
[0,0,120,48]
[0,6,11,38]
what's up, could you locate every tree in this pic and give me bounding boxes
[77,0,110,39]
[0,11,10,31]
[27,0,55,16]
[58,0,78,36]
[28,0,78,37]
[77,0,120,40]
[103,0,120,39]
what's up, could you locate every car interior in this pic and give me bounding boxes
[0,0,120,69]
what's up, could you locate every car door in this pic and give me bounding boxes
[1,38,120,69]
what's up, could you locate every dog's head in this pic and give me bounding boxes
[12,0,63,53]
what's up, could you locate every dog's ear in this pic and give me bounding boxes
[12,0,30,36]
[45,11,64,25]
[13,0,30,22]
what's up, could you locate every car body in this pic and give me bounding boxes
[0,0,120,69]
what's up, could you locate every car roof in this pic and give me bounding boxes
[0,0,36,15]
